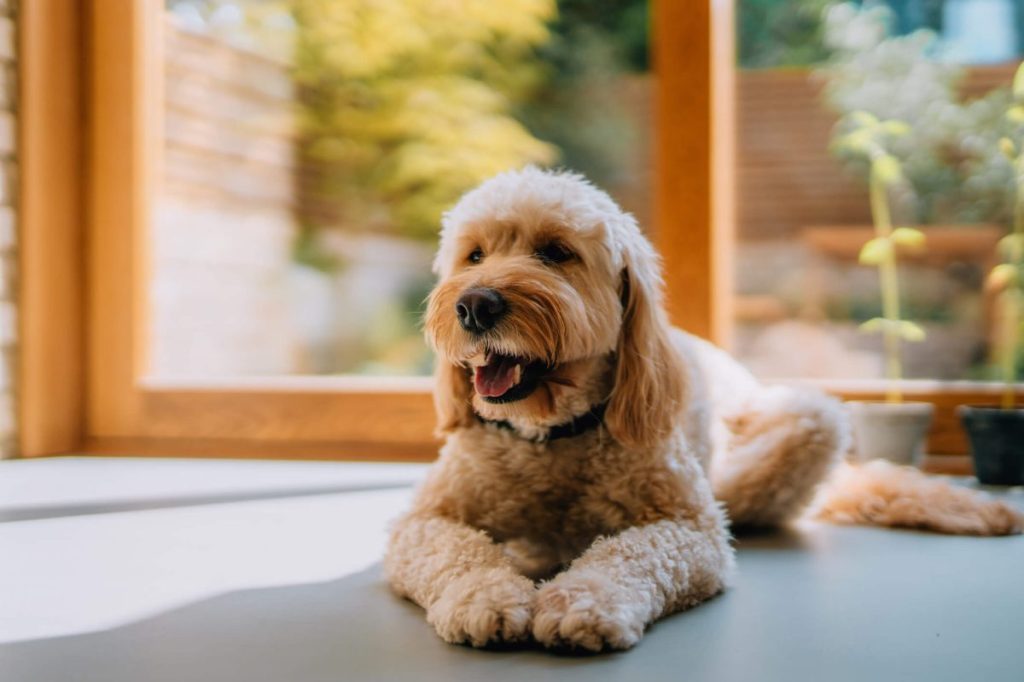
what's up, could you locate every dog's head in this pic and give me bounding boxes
[425,167,684,449]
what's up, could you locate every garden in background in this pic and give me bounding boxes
[155,0,1024,386]
[156,0,648,377]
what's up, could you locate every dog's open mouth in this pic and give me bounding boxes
[472,351,548,403]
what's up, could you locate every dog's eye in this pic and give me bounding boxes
[535,242,574,265]
[467,248,484,264]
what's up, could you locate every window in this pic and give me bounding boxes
[729,0,1023,460]
[22,0,680,459]
[152,0,654,379]
[733,1,1020,383]
[21,1,1016,465]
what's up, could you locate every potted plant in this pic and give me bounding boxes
[807,2,1018,387]
[836,112,934,464]
[959,64,1024,486]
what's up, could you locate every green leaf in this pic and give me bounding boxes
[987,263,1019,290]
[872,154,902,184]
[858,317,885,334]
[1007,106,1024,124]
[858,237,892,265]
[850,111,879,128]
[899,321,926,342]
[881,120,910,137]
[998,233,1024,261]
[1000,137,1017,161]
[1014,62,1024,100]
[890,227,926,249]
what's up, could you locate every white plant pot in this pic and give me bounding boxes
[848,401,935,466]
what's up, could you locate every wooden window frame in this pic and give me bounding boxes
[22,0,437,461]
[18,0,1020,467]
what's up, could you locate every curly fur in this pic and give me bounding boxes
[384,167,1023,653]
[811,459,1023,536]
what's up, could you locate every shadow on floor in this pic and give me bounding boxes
[0,564,679,682]
[3,526,1021,682]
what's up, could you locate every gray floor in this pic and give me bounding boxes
[2,458,1023,681]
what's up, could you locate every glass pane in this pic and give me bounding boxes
[153,0,651,377]
[733,0,1024,383]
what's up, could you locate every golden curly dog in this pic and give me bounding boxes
[384,167,1022,652]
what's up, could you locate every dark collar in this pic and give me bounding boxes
[475,401,608,443]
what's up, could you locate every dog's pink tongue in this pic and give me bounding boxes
[475,356,518,397]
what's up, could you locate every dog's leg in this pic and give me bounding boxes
[531,513,734,651]
[384,513,536,647]
[811,460,1023,536]
[710,386,850,528]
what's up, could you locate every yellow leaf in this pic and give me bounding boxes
[899,321,926,342]
[850,111,879,128]
[890,227,926,249]
[872,154,902,184]
[998,233,1024,261]
[838,128,873,154]
[1014,61,1024,100]
[1008,106,1024,124]
[859,237,892,265]
[987,263,1019,291]
[881,120,910,137]
[1000,137,1017,160]
[858,317,885,334]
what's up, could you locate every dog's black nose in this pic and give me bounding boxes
[456,288,506,334]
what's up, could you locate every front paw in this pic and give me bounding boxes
[532,573,645,652]
[426,570,535,647]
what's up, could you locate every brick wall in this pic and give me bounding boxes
[153,22,298,377]
[154,20,436,377]
[0,0,16,458]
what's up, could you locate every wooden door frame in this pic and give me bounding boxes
[19,0,86,457]
[653,0,735,347]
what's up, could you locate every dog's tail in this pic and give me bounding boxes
[810,459,1023,536]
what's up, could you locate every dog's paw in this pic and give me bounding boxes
[426,570,535,647]
[532,572,645,652]
[950,498,1024,536]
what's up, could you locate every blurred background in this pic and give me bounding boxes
[154,0,1024,383]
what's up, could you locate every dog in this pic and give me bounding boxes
[383,167,1023,651]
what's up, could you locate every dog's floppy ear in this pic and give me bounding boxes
[605,233,686,451]
[433,360,474,436]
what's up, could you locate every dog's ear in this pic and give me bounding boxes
[605,235,686,451]
[433,359,474,436]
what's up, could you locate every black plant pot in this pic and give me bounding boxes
[959,405,1024,486]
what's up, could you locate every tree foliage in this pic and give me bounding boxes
[292,0,558,240]
[738,0,834,69]
[518,0,647,192]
